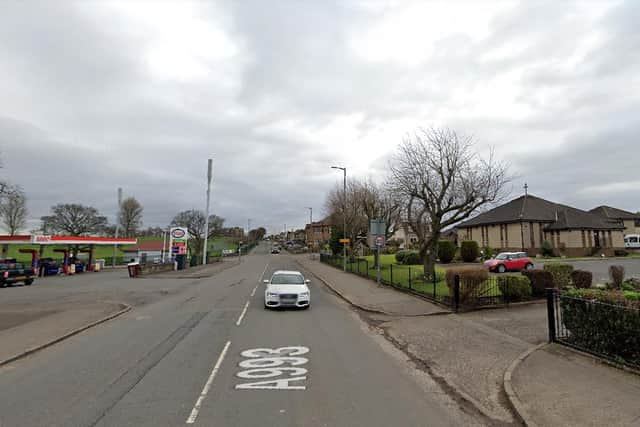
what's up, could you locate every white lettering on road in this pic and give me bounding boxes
[235,346,309,390]
[235,301,250,326]
[186,340,231,424]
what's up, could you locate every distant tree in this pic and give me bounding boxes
[119,197,143,238]
[170,210,225,258]
[41,204,108,236]
[0,185,27,257]
[390,127,509,279]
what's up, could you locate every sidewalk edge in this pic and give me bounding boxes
[0,303,132,367]
[503,342,547,427]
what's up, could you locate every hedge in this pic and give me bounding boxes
[460,241,479,263]
[609,265,625,289]
[395,250,420,265]
[437,240,456,264]
[497,274,532,301]
[561,289,640,367]
[445,266,489,304]
[521,269,554,296]
[543,263,574,288]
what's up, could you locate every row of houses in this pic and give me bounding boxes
[304,193,639,257]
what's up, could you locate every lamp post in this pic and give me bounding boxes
[331,166,347,271]
[305,207,312,247]
[203,159,213,265]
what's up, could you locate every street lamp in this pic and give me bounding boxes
[305,207,313,252]
[331,166,347,271]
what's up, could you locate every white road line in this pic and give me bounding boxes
[235,301,250,326]
[258,261,270,283]
[250,284,259,297]
[186,340,231,424]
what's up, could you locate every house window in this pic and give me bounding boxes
[635,219,640,227]
[529,222,535,248]
[608,231,613,248]
[500,225,504,248]
[504,225,509,247]
[581,231,586,248]
[313,227,321,233]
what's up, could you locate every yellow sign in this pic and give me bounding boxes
[339,238,350,243]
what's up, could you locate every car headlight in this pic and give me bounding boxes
[267,292,279,297]
[299,292,309,298]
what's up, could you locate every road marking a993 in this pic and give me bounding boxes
[235,346,309,390]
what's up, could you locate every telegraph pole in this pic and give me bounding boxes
[202,159,213,265]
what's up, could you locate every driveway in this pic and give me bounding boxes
[534,258,640,283]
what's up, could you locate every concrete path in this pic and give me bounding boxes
[296,256,449,316]
[511,344,640,426]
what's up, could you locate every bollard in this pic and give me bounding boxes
[408,267,412,290]
[546,288,557,343]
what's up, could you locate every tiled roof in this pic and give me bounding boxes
[457,194,623,231]
[589,206,640,220]
[121,240,168,252]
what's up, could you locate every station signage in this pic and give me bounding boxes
[169,227,189,258]
[31,235,52,244]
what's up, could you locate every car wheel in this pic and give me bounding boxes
[497,264,506,273]
[25,279,34,286]
[525,263,534,270]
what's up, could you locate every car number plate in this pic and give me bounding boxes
[15,276,26,281]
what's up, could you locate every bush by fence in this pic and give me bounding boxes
[609,265,625,289]
[557,289,640,369]
[497,274,532,300]
[543,263,574,288]
[522,269,554,296]
[395,250,420,265]
[445,266,489,305]
[570,270,593,289]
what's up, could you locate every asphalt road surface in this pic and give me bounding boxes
[0,243,476,427]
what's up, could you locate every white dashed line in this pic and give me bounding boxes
[235,301,250,326]
[186,340,231,424]
[250,284,259,297]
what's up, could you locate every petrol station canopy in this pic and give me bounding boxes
[0,235,137,246]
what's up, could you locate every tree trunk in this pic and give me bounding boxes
[421,235,440,281]
[1,244,8,259]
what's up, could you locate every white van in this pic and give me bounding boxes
[624,234,640,249]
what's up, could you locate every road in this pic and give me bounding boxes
[0,243,476,427]
[534,258,640,283]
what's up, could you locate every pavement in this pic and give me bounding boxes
[0,243,478,426]
[300,255,640,427]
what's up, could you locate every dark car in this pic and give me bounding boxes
[1,262,35,287]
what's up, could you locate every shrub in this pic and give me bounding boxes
[386,245,398,255]
[570,270,593,289]
[614,249,629,257]
[541,240,554,257]
[395,250,408,264]
[521,269,554,296]
[481,246,493,260]
[445,266,490,304]
[403,251,421,265]
[543,263,574,288]
[437,240,456,264]
[621,281,635,292]
[460,241,480,263]
[561,289,640,366]
[609,265,625,289]
[497,275,532,301]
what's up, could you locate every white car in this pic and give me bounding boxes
[264,270,311,309]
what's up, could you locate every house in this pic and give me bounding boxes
[121,240,169,263]
[456,194,625,256]
[390,221,418,248]
[304,220,332,247]
[589,206,640,235]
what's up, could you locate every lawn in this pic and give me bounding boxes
[342,254,451,298]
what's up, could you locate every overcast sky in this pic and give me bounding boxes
[1,0,638,234]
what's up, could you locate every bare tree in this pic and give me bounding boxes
[41,204,108,236]
[0,186,27,257]
[170,210,225,258]
[119,197,143,238]
[390,127,509,278]
[356,179,401,240]
[324,180,368,253]
[0,186,27,235]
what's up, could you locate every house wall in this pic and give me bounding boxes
[623,219,640,235]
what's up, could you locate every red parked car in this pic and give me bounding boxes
[484,252,534,273]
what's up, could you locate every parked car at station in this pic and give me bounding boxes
[483,252,534,273]
[0,260,35,287]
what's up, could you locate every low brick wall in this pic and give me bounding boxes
[138,263,175,276]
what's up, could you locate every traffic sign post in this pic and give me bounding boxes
[369,219,386,286]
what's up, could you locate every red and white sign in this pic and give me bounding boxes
[375,236,385,247]
[32,235,52,244]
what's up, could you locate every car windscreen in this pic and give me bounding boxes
[270,274,305,285]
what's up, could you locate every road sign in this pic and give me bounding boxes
[369,219,386,249]
[375,236,385,247]
[339,238,350,243]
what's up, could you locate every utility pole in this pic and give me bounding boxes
[202,158,213,265]
[248,218,252,242]
[305,207,313,248]
[113,187,122,267]
[331,166,347,271]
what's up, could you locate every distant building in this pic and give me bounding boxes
[220,227,244,239]
[456,194,625,256]
[121,240,169,263]
[390,221,418,248]
[305,220,332,247]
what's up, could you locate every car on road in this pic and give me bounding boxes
[264,270,310,309]
[271,247,280,254]
[624,234,640,249]
[1,261,35,287]
[483,252,534,273]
